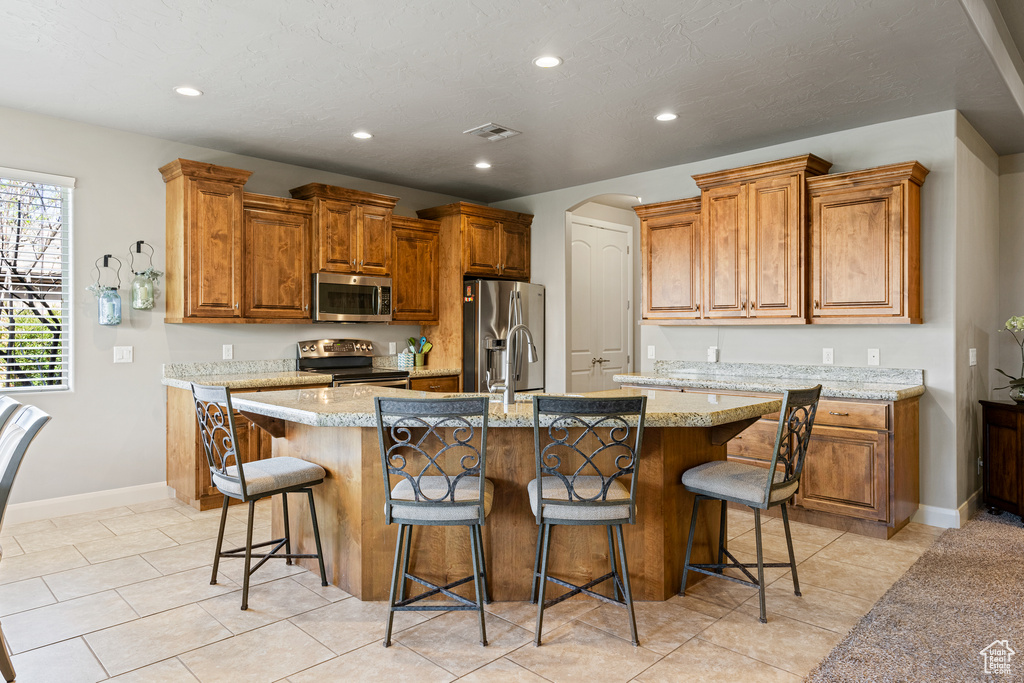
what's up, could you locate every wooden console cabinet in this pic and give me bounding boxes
[981,400,1024,515]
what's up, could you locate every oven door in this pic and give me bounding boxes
[313,273,393,322]
[332,378,410,389]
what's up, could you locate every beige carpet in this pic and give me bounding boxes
[807,511,1024,682]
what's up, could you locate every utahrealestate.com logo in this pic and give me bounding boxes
[981,640,1015,675]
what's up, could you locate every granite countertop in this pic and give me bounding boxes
[162,371,331,391]
[406,367,460,378]
[162,358,459,390]
[614,361,925,401]
[230,385,781,429]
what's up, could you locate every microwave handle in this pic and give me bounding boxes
[375,285,382,315]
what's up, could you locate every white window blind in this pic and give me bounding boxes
[0,166,73,392]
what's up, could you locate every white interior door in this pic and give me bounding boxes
[570,220,632,392]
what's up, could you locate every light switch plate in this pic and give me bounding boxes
[647,345,656,359]
[822,348,834,365]
[707,346,719,363]
[113,346,133,363]
[389,342,397,354]
[222,344,233,360]
[867,348,880,366]
[707,394,719,404]
[969,348,977,366]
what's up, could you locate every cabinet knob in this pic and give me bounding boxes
[234,302,238,309]
[696,303,700,311]
[814,300,820,309]
[828,411,849,416]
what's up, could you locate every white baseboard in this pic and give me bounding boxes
[5,482,173,525]
[910,489,982,530]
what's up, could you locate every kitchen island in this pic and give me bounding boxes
[231,386,781,601]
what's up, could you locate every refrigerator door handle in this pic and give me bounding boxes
[514,291,525,382]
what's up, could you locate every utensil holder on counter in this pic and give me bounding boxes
[415,352,426,367]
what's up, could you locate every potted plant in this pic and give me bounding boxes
[996,316,1024,403]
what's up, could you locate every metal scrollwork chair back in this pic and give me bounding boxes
[763,385,820,508]
[192,383,249,498]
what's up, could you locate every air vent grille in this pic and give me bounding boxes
[463,123,521,141]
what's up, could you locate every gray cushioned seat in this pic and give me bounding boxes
[681,461,797,506]
[213,457,326,497]
[527,475,630,521]
[390,476,494,522]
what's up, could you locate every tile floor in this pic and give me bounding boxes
[0,498,944,682]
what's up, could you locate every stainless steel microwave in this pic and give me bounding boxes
[312,273,392,322]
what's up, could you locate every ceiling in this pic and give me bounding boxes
[2,0,1023,202]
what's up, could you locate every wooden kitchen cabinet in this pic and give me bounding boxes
[806,162,928,324]
[410,375,460,393]
[795,425,889,522]
[980,400,1024,515]
[391,216,441,324]
[242,194,313,320]
[498,220,531,279]
[289,183,399,276]
[418,202,533,280]
[635,198,702,320]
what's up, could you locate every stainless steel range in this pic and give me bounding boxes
[297,339,410,389]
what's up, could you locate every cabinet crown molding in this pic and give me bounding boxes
[391,215,440,231]
[242,193,314,215]
[159,158,254,185]
[633,197,701,219]
[288,183,399,208]
[805,161,930,192]
[416,201,533,224]
[692,154,832,190]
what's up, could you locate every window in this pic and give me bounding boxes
[0,167,73,392]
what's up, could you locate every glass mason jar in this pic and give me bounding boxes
[130,273,154,310]
[98,288,121,325]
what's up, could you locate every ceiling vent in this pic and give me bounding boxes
[463,123,521,141]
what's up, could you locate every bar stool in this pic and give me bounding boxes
[191,383,329,611]
[529,395,647,646]
[375,396,492,647]
[679,385,822,623]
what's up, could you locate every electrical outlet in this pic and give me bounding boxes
[969,348,977,366]
[822,348,834,365]
[647,345,656,359]
[113,346,133,363]
[389,342,397,354]
[222,344,233,360]
[867,348,880,366]
[707,346,719,363]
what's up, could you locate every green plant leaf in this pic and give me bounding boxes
[996,368,1019,381]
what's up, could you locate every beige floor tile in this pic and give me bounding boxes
[671,594,734,619]
[287,641,455,683]
[727,529,822,563]
[227,499,272,522]
[682,572,758,610]
[179,620,333,683]
[108,657,199,681]
[198,576,329,634]
[0,544,89,585]
[0,577,56,616]
[395,611,531,676]
[457,657,549,682]
[726,508,756,540]
[796,555,903,602]
[141,539,218,575]
[222,525,273,550]
[760,517,845,547]
[127,497,187,514]
[16,521,116,554]
[577,594,717,654]
[886,525,943,553]
[506,621,662,683]
[3,589,138,654]
[812,532,924,573]
[1,537,23,558]
[698,604,842,677]
[85,603,232,676]
[159,517,248,545]
[740,582,875,634]
[44,555,162,601]
[75,529,177,564]
[9,637,108,683]
[485,596,599,634]
[289,598,434,655]
[117,566,238,617]
[635,638,801,682]
[0,518,56,538]
[51,506,135,529]
[216,555,307,586]
[101,508,195,535]
[288,567,350,601]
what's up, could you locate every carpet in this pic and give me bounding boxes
[806,512,1024,682]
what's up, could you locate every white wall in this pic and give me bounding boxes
[998,153,1024,395]
[0,105,469,504]
[494,111,961,514]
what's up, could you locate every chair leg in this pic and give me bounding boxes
[474,525,491,604]
[241,500,256,611]
[753,507,767,624]
[534,523,552,646]
[282,492,292,565]
[307,489,328,587]
[717,499,727,566]
[615,524,639,646]
[384,524,408,648]
[781,504,801,596]
[530,524,543,605]
[679,495,701,595]
[607,525,622,601]
[210,494,230,585]
[397,525,413,603]
[0,623,15,683]
[468,525,488,646]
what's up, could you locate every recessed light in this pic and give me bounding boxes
[655,113,678,122]
[475,162,492,169]
[173,86,203,97]
[352,131,373,139]
[533,56,562,68]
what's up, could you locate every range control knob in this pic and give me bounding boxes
[301,345,310,352]
[367,344,373,352]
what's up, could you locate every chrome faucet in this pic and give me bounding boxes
[495,323,539,407]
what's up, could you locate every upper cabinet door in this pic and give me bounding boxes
[317,199,358,273]
[702,184,747,318]
[186,178,243,318]
[358,205,392,275]
[391,222,440,324]
[242,206,311,319]
[499,221,530,280]
[463,216,501,276]
[642,210,701,319]
[747,174,803,319]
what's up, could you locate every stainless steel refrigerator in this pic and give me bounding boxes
[463,280,545,393]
